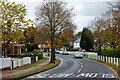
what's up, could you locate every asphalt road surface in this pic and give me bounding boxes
[23,54,118,80]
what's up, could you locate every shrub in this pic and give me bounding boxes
[101,48,120,57]
[69,49,79,51]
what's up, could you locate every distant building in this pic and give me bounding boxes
[38,41,51,52]
[69,35,81,50]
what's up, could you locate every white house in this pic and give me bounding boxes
[70,35,81,50]
[73,36,81,49]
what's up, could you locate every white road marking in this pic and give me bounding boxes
[48,73,73,78]
[103,74,115,78]
[76,73,90,77]
[48,73,58,78]
[76,73,116,78]
[81,65,83,68]
[26,73,116,78]
[89,73,98,78]
[57,73,67,78]
[64,73,73,77]
[78,69,81,73]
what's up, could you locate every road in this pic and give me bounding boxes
[23,54,117,80]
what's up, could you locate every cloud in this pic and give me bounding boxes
[7,0,111,33]
[79,2,109,16]
[74,16,95,33]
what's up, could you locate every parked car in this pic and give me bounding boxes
[62,51,69,55]
[59,50,63,54]
[55,50,60,54]
[20,52,33,55]
[73,53,83,58]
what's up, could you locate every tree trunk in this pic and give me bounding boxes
[49,27,56,63]
[98,40,101,55]
[49,36,56,63]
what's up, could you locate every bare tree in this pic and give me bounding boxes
[35,1,76,63]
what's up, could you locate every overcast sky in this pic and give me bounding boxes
[8,0,113,33]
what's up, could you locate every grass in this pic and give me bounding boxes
[83,55,88,58]
[2,58,61,80]
[69,54,74,56]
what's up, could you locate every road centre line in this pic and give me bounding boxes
[78,69,81,73]
[81,65,83,68]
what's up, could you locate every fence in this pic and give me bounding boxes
[11,57,31,69]
[1,56,39,70]
[0,58,11,69]
[88,55,120,66]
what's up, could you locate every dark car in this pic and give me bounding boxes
[20,52,33,55]
[73,53,83,58]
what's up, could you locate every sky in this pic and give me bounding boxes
[7,0,114,33]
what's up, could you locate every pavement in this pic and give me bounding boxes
[23,54,118,80]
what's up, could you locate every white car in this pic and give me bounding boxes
[73,53,83,58]
[59,50,63,54]
[55,50,60,54]
[62,51,69,55]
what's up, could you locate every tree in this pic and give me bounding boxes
[22,26,41,52]
[55,29,73,48]
[88,1,120,55]
[35,1,76,63]
[0,1,31,56]
[80,28,94,51]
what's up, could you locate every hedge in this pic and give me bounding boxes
[7,53,43,63]
[69,49,79,51]
[101,48,120,57]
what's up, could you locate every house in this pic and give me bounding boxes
[38,41,51,52]
[69,35,81,50]
[3,43,24,56]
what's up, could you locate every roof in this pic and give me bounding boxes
[70,35,81,42]
[74,38,81,43]
[14,44,24,47]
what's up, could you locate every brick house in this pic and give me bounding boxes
[4,43,24,56]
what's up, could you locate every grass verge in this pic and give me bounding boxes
[90,58,120,79]
[2,58,61,80]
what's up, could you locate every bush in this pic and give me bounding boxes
[69,49,79,51]
[101,48,120,57]
[7,54,34,58]
[32,50,43,59]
